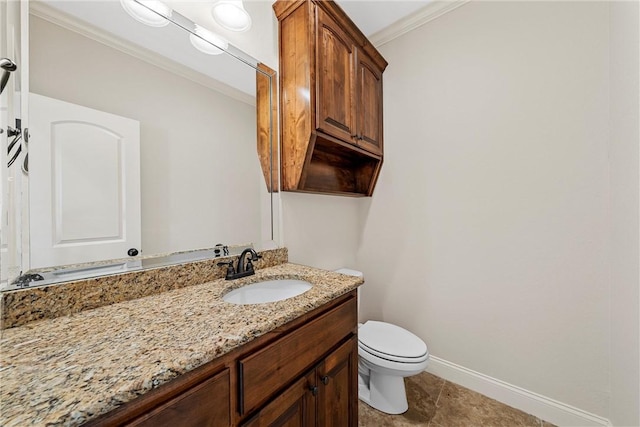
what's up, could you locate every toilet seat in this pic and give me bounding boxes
[358,321,428,364]
[359,344,430,373]
[359,341,428,364]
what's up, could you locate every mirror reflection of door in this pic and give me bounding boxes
[29,93,141,268]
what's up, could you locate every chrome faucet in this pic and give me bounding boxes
[218,248,262,280]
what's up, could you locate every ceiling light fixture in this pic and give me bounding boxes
[211,0,252,32]
[120,0,172,27]
[189,25,229,55]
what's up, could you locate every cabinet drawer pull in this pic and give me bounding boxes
[321,376,329,385]
[309,385,319,396]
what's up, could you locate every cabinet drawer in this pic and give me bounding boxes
[239,296,357,414]
[128,368,230,427]
[242,371,315,427]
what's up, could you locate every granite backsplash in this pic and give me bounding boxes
[0,247,288,329]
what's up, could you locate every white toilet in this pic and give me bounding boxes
[334,269,430,415]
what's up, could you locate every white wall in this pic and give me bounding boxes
[282,192,361,270]
[609,1,640,426]
[30,16,267,259]
[356,0,612,418]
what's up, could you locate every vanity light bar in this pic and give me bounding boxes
[121,0,230,56]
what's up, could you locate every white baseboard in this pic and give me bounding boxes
[427,356,612,427]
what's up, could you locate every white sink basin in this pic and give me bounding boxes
[223,279,312,305]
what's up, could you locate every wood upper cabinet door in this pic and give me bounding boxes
[315,7,357,144]
[317,338,358,427]
[355,52,384,156]
[243,372,316,427]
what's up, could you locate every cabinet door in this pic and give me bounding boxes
[315,7,356,144]
[127,368,230,427]
[243,372,316,427]
[239,296,356,415]
[317,337,358,427]
[355,52,384,156]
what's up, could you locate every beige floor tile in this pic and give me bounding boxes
[357,372,551,427]
[430,381,540,427]
[358,372,445,426]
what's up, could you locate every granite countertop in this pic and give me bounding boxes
[0,263,363,427]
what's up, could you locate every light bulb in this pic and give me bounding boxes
[190,26,229,55]
[120,0,172,28]
[211,1,252,32]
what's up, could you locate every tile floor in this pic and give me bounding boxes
[358,372,556,427]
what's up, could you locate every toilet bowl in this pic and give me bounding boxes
[334,268,430,415]
[357,320,429,414]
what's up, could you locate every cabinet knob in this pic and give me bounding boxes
[309,385,318,396]
[321,376,330,385]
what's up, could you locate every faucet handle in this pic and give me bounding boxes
[245,250,262,273]
[250,249,262,260]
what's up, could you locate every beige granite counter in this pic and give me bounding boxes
[0,263,363,426]
[1,248,288,329]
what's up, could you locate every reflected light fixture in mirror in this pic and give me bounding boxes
[211,0,252,32]
[190,25,228,55]
[120,0,172,27]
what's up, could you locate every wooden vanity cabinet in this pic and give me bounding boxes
[243,372,316,427]
[87,292,358,427]
[274,0,387,196]
[316,337,358,426]
[244,337,357,427]
[127,369,231,427]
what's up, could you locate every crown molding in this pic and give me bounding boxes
[29,2,256,106]
[369,0,471,48]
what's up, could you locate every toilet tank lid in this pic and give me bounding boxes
[334,268,363,278]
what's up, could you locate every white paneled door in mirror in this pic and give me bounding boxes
[28,93,141,268]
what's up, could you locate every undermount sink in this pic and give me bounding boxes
[223,279,312,305]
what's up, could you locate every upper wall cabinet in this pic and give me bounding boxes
[274,0,388,196]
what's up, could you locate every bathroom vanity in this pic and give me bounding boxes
[91,292,357,426]
[0,262,362,426]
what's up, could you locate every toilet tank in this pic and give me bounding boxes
[335,268,363,319]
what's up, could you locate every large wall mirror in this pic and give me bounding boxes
[0,0,279,290]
